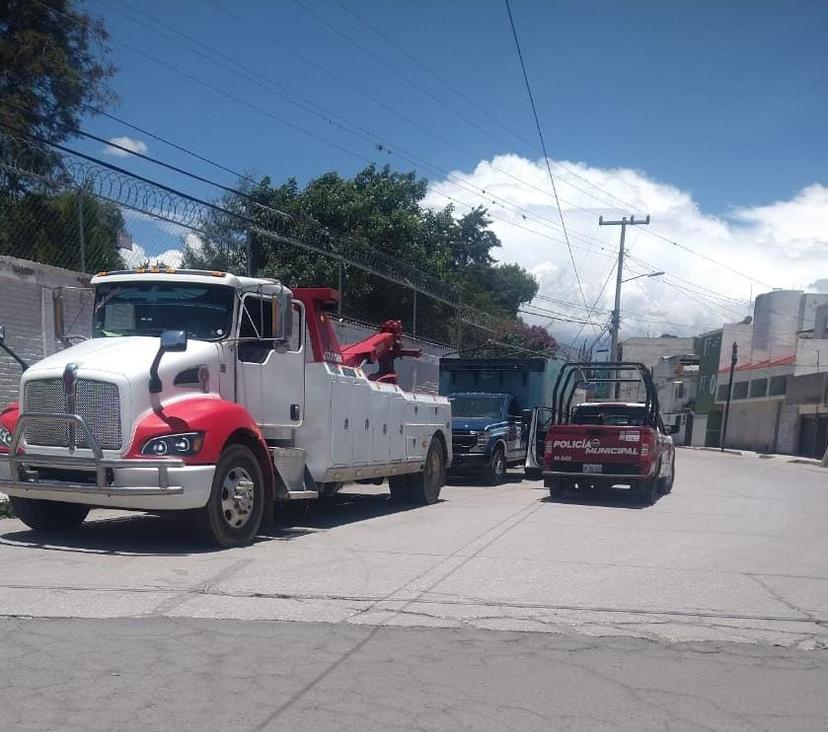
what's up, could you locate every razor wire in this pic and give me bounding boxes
[0,131,495,333]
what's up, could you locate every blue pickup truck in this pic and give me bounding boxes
[448,392,528,484]
[440,357,559,484]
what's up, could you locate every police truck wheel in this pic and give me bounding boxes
[486,445,507,485]
[659,458,675,494]
[9,497,89,532]
[197,445,265,548]
[637,474,660,507]
[409,438,445,505]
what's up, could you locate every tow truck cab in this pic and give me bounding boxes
[542,363,676,505]
[0,270,452,546]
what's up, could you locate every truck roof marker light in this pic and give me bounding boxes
[96,271,108,277]
[211,271,224,277]
[135,267,145,273]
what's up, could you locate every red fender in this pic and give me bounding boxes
[125,397,269,467]
[0,402,20,454]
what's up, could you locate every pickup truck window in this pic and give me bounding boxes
[449,396,504,419]
[572,406,649,427]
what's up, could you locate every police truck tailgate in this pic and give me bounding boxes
[544,424,655,477]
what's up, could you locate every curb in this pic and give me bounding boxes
[680,445,824,467]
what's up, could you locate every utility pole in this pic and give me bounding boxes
[721,342,738,451]
[598,214,651,363]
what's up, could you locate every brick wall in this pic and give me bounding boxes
[0,256,91,408]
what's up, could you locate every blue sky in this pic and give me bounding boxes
[79,0,827,212]
[73,0,828,336]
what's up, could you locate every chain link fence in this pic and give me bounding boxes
[0,131,495,345]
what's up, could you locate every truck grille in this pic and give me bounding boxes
[23,378,122,450]
[452,433,478,454]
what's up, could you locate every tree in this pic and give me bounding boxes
[0,189,125,273]
[0,0,116,148]
[184,164,542,345]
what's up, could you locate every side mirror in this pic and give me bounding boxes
[149,330,188,393]
[668,424,680,435]
[160,329,188,353]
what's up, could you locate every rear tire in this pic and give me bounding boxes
[9,497,89,532]
[545,477,564,500]
[659,457,675,494]
[196,444,265,548]
[524,466,542,481]
[409,438,445,505]
[637,473,660,507]
[486,445,507,485]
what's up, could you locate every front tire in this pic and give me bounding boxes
[486,445,507,485]
[659,457,675,494]
[9,497,89,532]
[196,445,265,548]
[409,438,446,505]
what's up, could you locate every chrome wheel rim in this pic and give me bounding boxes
[494,452,505,478]
[220,467,256,529]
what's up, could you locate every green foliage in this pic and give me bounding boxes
[0,0,116,146]
[0,499,12,519]
[0,189,125,273]
[184,164,546,347]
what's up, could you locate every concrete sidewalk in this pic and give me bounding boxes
[681,445,825,467]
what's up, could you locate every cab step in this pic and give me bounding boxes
[270,446,319,499]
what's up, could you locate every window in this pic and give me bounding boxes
[289,302,303,353]
[238,295,276,364]
[93,283,234,341]
[749,378,768,398]
[717,383,730,401]
[769,375,788,396]
[733,381,749,399]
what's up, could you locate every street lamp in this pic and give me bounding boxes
[621,271,665,284]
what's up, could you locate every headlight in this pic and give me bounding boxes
[0,424,12,449]
[141,432,204,456]
[475,431,489,445]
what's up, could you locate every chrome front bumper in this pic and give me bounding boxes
[0,411,186,496]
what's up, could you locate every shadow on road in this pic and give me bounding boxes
[543,486,654,510]
[446,471,526,487]
[0,490,426,555]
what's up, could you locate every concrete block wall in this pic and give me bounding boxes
[0,257,91,408]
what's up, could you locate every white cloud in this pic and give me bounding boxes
[104,136,149,157]
[424,155,828,343]
[121,242,183,269]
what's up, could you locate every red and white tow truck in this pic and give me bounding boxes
[0,269,451,546]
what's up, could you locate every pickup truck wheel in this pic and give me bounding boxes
[524,467,542,481]
[637,474,660,507]
[197,445,265,548]
[486,445,507,485]
[544,477,565,499]
[9,497,89,532]
[388,475,412,503]
[659,457,676,494]
[409,438,445,505]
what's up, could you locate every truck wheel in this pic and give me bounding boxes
[637,475,660,506]
[486,445,507,485]
[659,458,675,494]
[197,444,265,548]
[544,477,565,500]
[9,497,89,532]
[388,474,412,503]
[409,438,445,505]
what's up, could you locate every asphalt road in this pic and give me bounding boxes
[1,449,827,730]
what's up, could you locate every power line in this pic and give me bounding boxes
[504,0,594,332]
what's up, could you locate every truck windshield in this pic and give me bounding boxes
[93,283,235,341]
[573,406,649,426]
[449,396,504,419]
